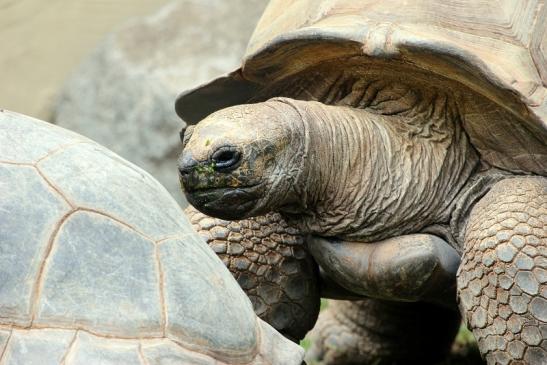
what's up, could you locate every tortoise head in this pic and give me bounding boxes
[178,101,303,220]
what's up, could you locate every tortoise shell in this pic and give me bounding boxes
[0,110,303,364]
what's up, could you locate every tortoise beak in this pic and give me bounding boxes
[185,185,262,220]
[178,152,198,178]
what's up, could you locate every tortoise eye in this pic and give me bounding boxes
[211,146,241,172]
[180,125,195,148]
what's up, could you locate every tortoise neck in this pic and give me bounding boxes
[278,98,479,242]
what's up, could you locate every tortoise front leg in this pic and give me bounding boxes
[306,233,461,308]
[185,206,320,342]
[458,177,546,365]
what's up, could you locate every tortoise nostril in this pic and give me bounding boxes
[178,165,196,179]
[211,147,241,171]
[178,153,198,177]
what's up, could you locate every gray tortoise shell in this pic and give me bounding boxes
[0,110,303,364]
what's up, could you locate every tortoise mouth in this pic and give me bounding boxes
[184,183,264,220]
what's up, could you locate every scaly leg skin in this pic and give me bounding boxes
[457,177,547,365]
[185,206,320,342]
[306,299,461,365]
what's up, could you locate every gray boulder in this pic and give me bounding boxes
[53,0,268,205]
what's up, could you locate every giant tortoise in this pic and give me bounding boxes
[175,1,547,364]
[0,110,303,364]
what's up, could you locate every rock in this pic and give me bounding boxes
[52,0,268,205]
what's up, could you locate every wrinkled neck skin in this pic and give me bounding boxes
[270,97,479,242]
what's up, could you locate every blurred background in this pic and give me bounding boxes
[1,0,166,119]
[0,0,269,205]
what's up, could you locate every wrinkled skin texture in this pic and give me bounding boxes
[179,76,546,363]
[179,95,479,242]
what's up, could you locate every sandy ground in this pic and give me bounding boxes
[0,0,170,120]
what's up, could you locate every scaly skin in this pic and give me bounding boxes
[306,299,460,365]
[458,177,547,365]
[185,205,320,342]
